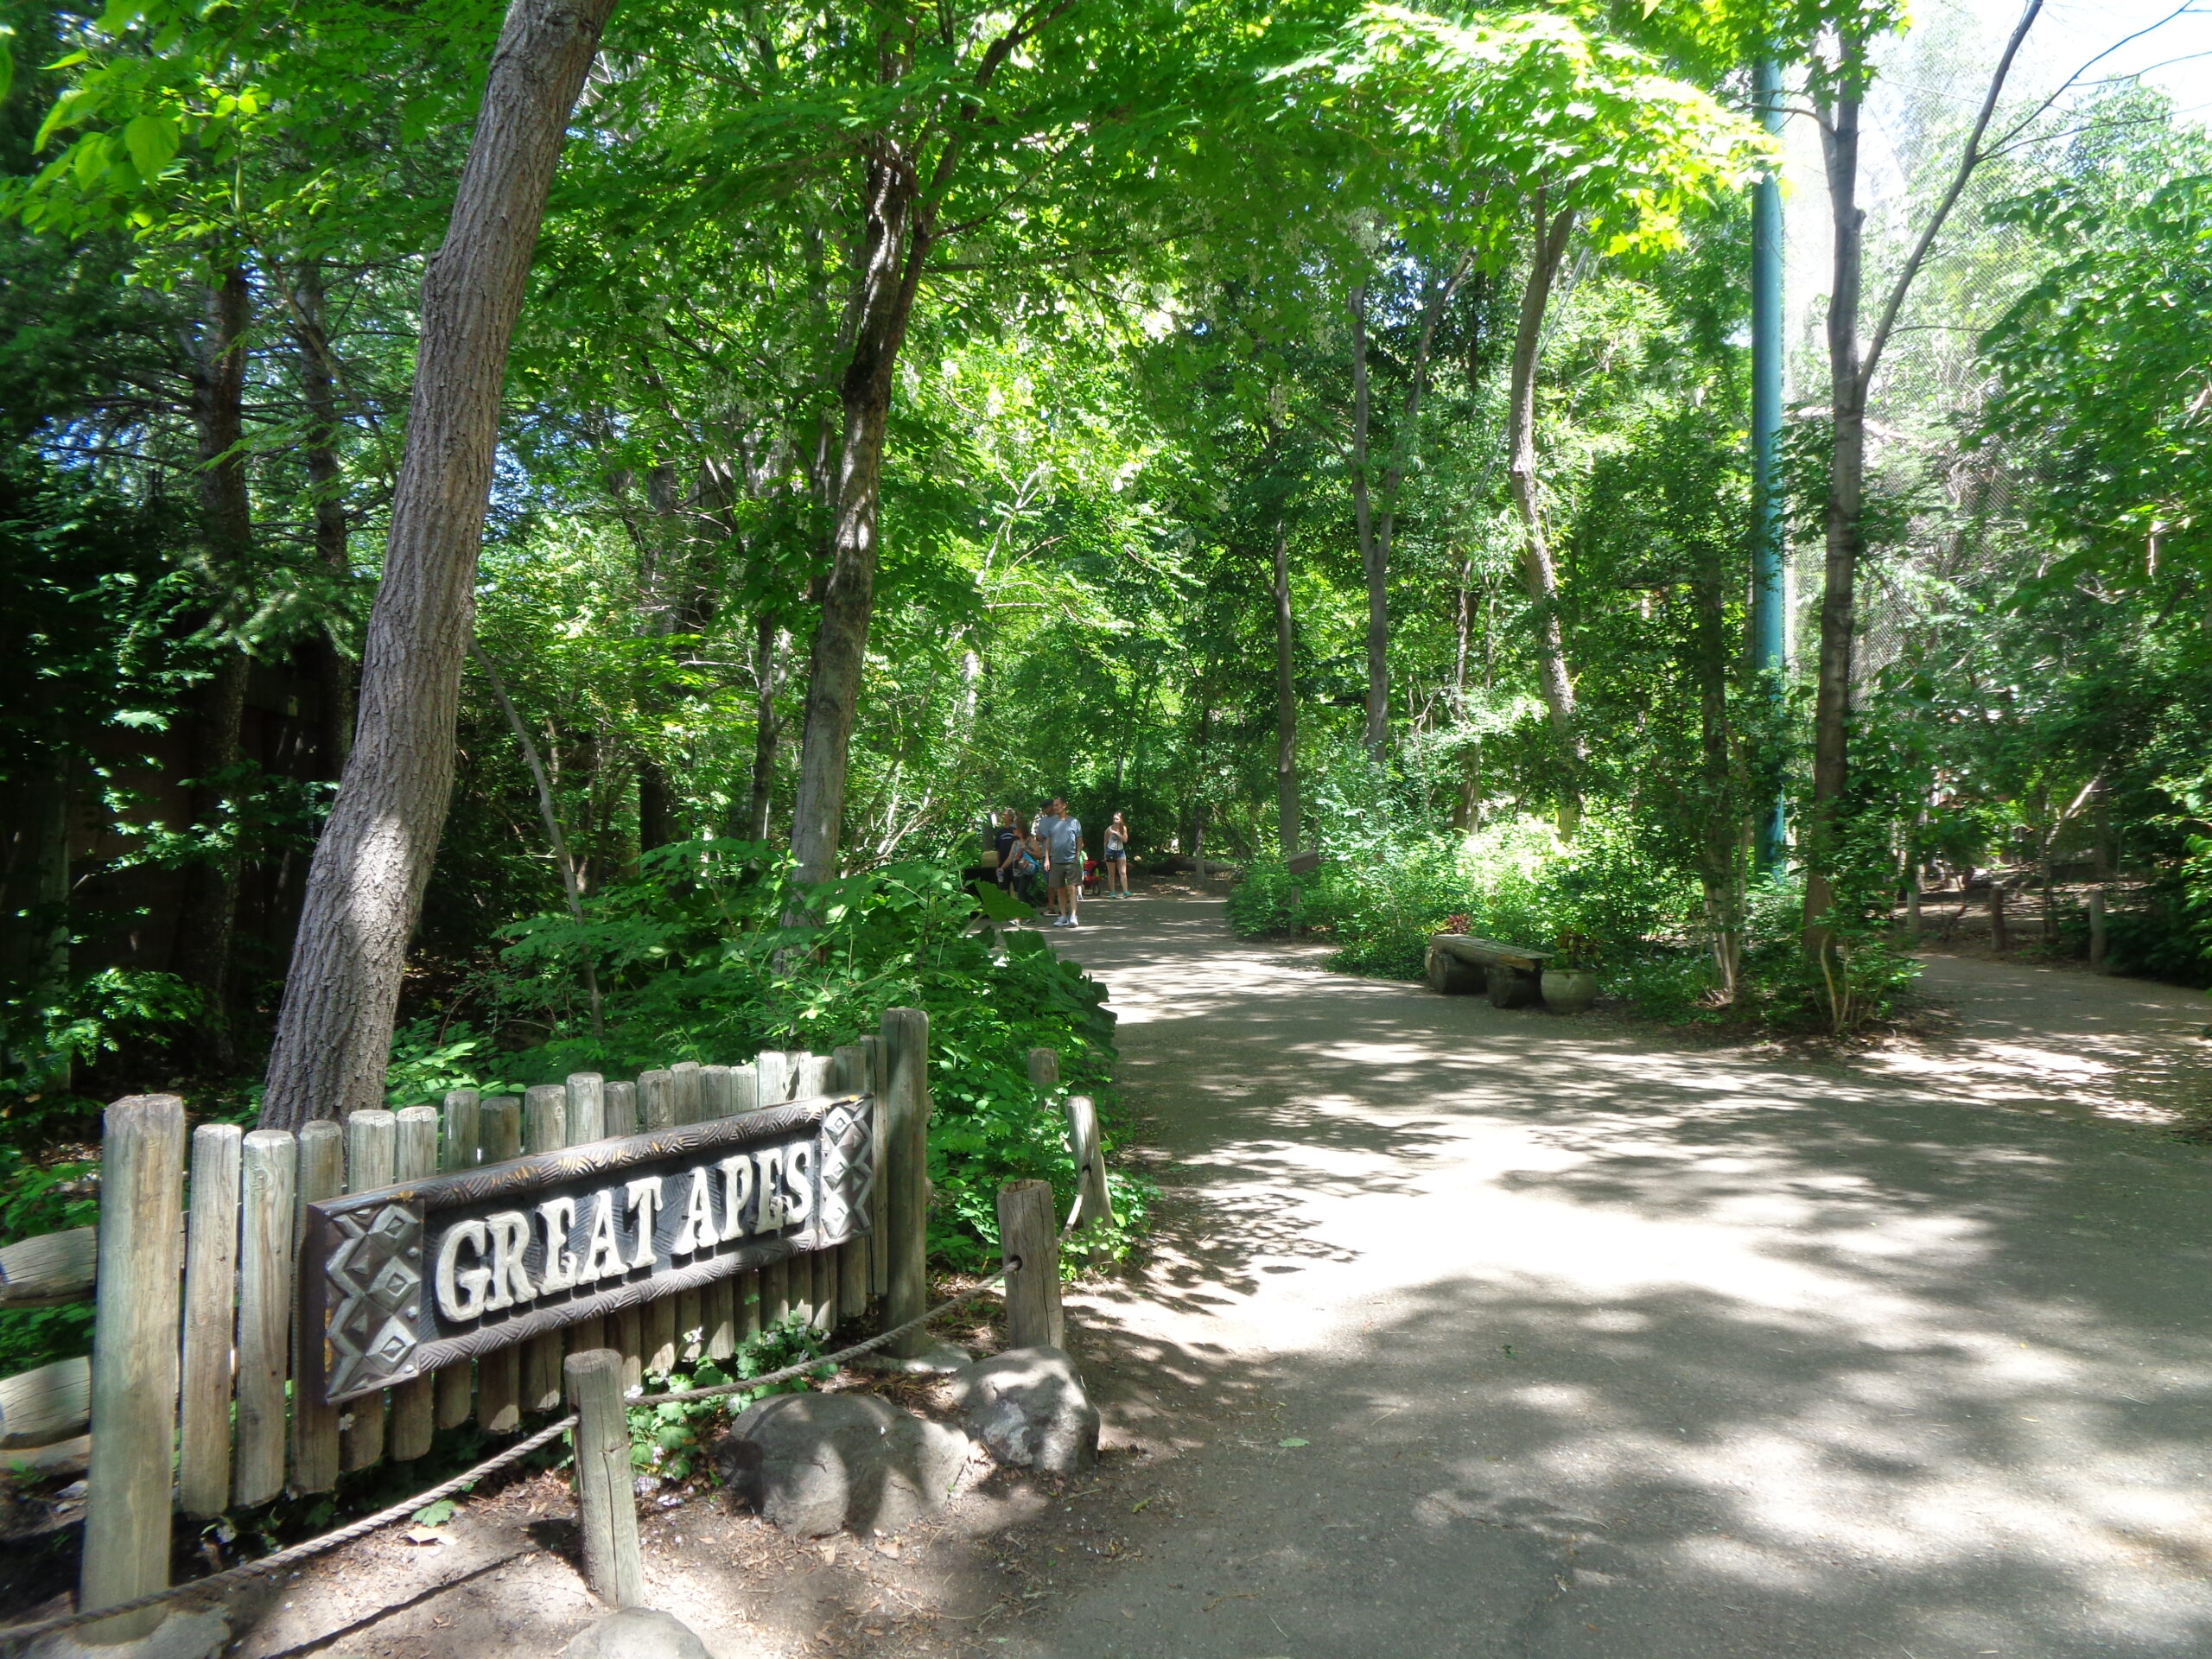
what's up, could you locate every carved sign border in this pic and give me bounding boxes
[301,1092,874,1406]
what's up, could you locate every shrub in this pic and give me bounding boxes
[424,844,1142,1270]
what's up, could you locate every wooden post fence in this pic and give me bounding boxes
[884,1007,931,1358]
[80,1094,186,1643]
[0,1026,911,1630]
[997,1179,1064,1351]
[566,1348,644,1608]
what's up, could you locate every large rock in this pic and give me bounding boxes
[562,1610,708,1659]
[565,1608,711,1659]
[713,1392,969,1537]
[950,1346,1098,1475]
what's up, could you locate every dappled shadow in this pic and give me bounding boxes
[1005,899,2212,1658]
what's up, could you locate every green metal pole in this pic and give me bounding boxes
[1751,56,1788,873]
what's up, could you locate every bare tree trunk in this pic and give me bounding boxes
[1802,3,2040,962]
[1507,195,1582,836]
[291,264,357,775]
[173,264,254,1068]
[787,149,925,885]
[1802,85,1865,960]
[1271,522,1298,854]
[746,611,783,842]
[261,0,616,1130]
[1346,283,1384,752]
[635,462,683,855]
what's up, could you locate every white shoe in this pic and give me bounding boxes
[1066,916,1080,926]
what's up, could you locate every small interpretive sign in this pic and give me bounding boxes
[300,1093,874,1406]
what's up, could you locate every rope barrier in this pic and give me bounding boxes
[0,1268,1023,1649]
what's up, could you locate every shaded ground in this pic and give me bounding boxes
[184,893,2212,1658]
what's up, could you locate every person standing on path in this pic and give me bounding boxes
[993,808,1023,889]
[1103,811,1132,896]
[1039,797,1085,927]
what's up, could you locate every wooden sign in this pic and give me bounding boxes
[300,1093,874,1406]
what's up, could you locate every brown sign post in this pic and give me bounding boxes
[299,1092,874,1407]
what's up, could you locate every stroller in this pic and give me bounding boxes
[1081,856,1103,896]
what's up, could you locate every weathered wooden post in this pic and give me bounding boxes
[861,1034,888,1298]
[178,1122,242,1517]
[341,1109,397,1471]
[1027,1047,1058,1090]
[477,1097,524,1432]
[638,1071,678,1374]
[233,1128,296,1507]
[565,1349,645,1609]
[390,1106,442,1456]
[669,1065,705,1363]
[700,1065,736,1364]
[996,1179,1064,1351]
[1989,885,2008,954]
[883,1008,931,1357]
[1904,882,1921,940]
[2088,887,2108,970]
[80,1094,186,1643]
[567,1071,606,1142]
[600,1079,643,1386]
[522,1085,569,1410]
[291,1118,344,1491]
[1064,1095,1115,1234]
[433,1090,483,1432]
[755,1052,791,1331]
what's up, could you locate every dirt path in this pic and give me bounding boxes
[1001,894,2212,1659]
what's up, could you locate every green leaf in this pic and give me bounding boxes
[121,113,177,180]
[1277,1437,1307,1447]
[975,882,1031,925]
[411,1497,457,1527]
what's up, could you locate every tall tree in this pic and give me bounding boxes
[1798,0,2040,959]
[260,0,616,1128]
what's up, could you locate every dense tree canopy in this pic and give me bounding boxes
[2,0,2207,1132]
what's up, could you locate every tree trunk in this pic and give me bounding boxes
[1271,522,1298,854]
[1346,283,1384,752]
[787,148,926,885]
[635,462,683,855]
[1803,87,1866,959]
[1,737,72,1088]
[1692,531,1743,1001]
[291,264,357,775]
[261,0,616,1130]
[745,611,782,842]
[172,264,255,1068]
[1507,196,1582,836]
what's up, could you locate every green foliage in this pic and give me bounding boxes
[404,846,1124,1268]
[628,1318,832,1484]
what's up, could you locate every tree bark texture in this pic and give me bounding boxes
[1507,198,1582,836]
[291,264,357,776]
[636,462,684,855]
[787,147,925,885]
[172,265,255,1065]
[1271,522,1298,854]
[1346,283,1384,752]
[1803,88,1866,956]
[745,612,783,842]
[261,0,616,1129]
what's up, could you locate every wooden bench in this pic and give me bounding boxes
[1427,933,1552,1007]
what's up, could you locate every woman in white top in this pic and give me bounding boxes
[1103,812,1132,896]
